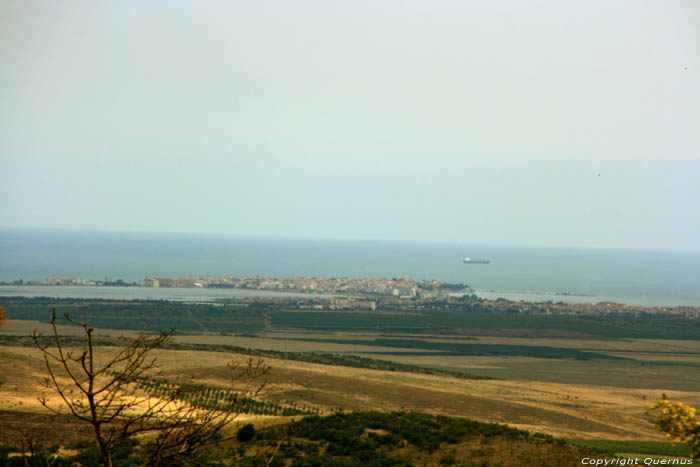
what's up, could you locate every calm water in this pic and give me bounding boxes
[1,227,699,307]
[0,285,333,302]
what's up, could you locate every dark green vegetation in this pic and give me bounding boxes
[270,310,700,339]
[566,439,692,457]
[0,438,145,467]
[237,424,256,442]
[436,283,470,292]
[2,297,265,333]
[0,412,604,466]
[4,296,699,340]
[227,411,599,466]
[270,336,624,360]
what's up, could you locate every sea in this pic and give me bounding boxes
[1,227,699,307]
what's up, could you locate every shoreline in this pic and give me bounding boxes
[2,284,700,309]
[474,289,595,297]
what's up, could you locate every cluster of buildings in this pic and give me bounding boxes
[7,276,698,318]
[141,276,461,299]
[216,292,698,317]
[22,277,98,286]
[7,275,462,301]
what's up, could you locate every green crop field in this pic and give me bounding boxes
[566,439,692,457]
[1,297,266,333]
[4,297,699,340]
[269,309,700,339]
[268,336,625,359]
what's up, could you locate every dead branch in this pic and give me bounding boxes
[32,308,269,467]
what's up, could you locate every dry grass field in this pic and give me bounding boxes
[2,318,699,450]
[170,329,700,390]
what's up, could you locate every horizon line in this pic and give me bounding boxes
[1,224,699,255]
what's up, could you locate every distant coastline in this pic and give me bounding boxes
[2,283,700,313]
[2,228,700,308]
[475,289,595,298]
[0,276,468,301]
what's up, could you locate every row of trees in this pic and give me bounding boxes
[133,377,317,416]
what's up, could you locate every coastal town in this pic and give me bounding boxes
[221,291,699,318]
[3,276,698,318]
[6,275,465,300]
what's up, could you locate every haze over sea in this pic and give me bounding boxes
[1,227,699,307]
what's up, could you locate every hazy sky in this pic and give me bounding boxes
[1,1,699,251]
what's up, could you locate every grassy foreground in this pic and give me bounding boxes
[232,411,603,466]
[1,411,608,466]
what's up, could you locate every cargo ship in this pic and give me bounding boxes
[463,257,490,264]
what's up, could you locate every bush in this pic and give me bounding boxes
[238,424,256,442]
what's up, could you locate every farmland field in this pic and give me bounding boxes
[1,299,699,462]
